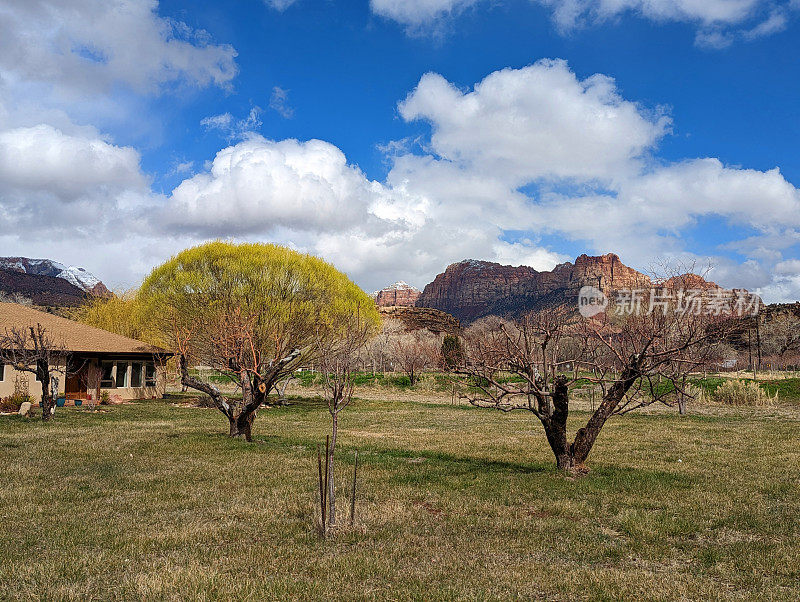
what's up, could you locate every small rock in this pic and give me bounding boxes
[18,401,32,417]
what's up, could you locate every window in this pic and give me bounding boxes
[0,361,4,382]
[115,362,128,388]
[130,363,143,388]
[145,363,157,387]
[101,362,114,388]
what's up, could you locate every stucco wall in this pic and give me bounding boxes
[0,360,167,401]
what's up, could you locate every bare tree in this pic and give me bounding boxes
[760,316,800,363]
[315,315,375,532]
[457,298,726,471]
[367,320,403,374]
[391,330,438,386]
[175,307,302,441]
[0,324,68,421]
[85,362,104,411]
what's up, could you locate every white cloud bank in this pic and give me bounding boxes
[398,60,668,184]
[0,0,240,286]
[156,59,800,299]
[0,3,797,301]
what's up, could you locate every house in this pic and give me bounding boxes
[0,302,172,403]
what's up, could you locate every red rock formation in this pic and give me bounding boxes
[415,254,656,323]
[662,273,719,290]
[413,260,540,323]
[378,306,460,335]
[373,281,421,307]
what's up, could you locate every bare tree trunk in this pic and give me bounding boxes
[540,377,573,470]
[572,362,641,466]
[678,375,688,415]
[230,413,254,441]
[232,373,255,441]
[756,319,762,374]
[328,411,338,528]
[38,360,54,422]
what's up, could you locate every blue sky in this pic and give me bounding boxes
[1,0,799,300]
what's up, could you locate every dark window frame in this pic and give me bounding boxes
[101,361,115,388]
[145,363,157,387]
[130,363,143,388]
[115,362,129,388]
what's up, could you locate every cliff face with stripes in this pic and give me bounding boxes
[373,281,421,307]
[415,254,651,323]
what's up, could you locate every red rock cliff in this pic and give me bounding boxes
[415,254,653,323]
[373,281,422,307]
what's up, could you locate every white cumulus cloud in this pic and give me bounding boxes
[399,60,669,184]
[0,125,145,201]
[370,0,479,27]
[166,137,408,235]
[0,0,237,96]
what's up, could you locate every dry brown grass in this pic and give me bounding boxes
[1,396,799,600]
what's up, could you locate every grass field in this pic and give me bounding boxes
[1,396,799,600]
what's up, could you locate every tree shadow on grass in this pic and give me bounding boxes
[180,430,695,495]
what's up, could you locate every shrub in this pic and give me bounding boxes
[100,391,111,405]
[441,335,464,370]
[683,383,708,405]
[0,393,33,412]
[388,374,412,388]
[712,379,778,406]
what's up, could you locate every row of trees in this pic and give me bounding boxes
[61,241,739,473]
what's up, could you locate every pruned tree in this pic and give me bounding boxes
[457,297,726,471]
[0,324,68,421]
[138,242,380,440]
[315,312,377,532]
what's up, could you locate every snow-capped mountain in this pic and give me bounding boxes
[0,257,111,296]
[372,281,421,307]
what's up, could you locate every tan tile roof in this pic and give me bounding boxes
[0,302,170,356]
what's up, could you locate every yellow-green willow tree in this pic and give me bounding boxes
[71,291,164,347]
[138,242,380,440]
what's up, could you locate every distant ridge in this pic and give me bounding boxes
[415,253,709,323]
[0,257,112,307]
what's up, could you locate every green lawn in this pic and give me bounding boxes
[1,397,799,600]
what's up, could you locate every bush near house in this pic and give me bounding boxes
[0,393,32,412]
